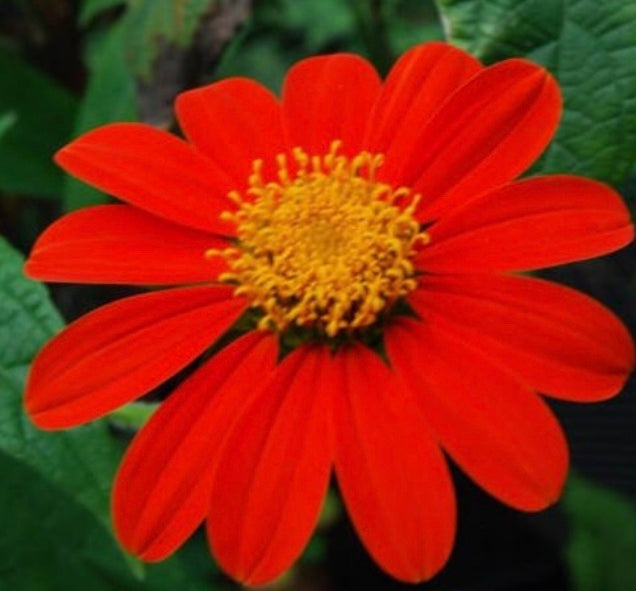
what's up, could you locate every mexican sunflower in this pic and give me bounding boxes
[24,42,634,584]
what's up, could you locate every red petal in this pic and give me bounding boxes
[418,176,634,272]
[409,275,635,401]
[25,205,228,285]
[175,78,287,185]
[333,344,455,583]
[25,286,246,428]
[208,346,333,585]
[113,332,278,560]
[282,54,381,157]
[391,59,561,219]
[386,317,569,511]
[55,123,236,233]
[366,42,481,165]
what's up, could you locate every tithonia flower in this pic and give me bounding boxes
[25,42,634,584]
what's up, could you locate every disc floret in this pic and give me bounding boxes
[211,141,428,337]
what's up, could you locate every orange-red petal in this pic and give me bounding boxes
[418,176,634,272]
[113,332,278,561]
[333,344,456,583]
[386,317,569,511]
[409,275,635,401]
[55,123,236,233]
[175,78,287,185]
[25,285,246,428]
[366,42,481,166]
[282,54,381,157]
[389,59,561,219]
[24,205,228,285]
[208,345,333,585]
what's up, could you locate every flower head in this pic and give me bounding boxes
[24,42,634,584]
[215,141,427,336]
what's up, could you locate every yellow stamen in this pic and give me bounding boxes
[210,141,429,337]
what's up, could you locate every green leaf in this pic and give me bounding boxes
[0,366,121,528]
[0,449,131,591]
[0,438,212,591]
[435,0,636,185]
[0,237,63,374]
[0,50,77,198]
[0,236,130,583]
[0,371,137,591]
[0,236,215,588]
[0,235,116,526]
[564,474,636,591]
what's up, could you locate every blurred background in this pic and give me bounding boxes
[0,1,635,590]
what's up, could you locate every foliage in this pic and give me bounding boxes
[0,51,77,198]
[435,0,636,186]
[564,475,636,591]
[216,0,442,91]
[0,237,213,590]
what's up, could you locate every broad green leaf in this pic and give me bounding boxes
[0,50,77,198]
[0,441,213,591]
[0,236,215,588]
[0,371,138,591]
[0,237,63,374]
[564,475,636,591]
[435,0,636,185]
[0,366,121,530]
[0,236,116,526]
[0,236,132,581]
[0,449,133,591]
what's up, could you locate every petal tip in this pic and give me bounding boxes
[379,548,452,585]
[22,257,38,280]
[23,397,63,431]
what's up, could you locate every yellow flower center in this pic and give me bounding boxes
[210,141,428,337]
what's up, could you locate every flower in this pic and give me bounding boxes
[24,42,634,585]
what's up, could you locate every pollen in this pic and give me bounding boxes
[209,141,429,337]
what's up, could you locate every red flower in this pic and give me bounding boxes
[25,42,634,584]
